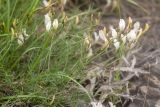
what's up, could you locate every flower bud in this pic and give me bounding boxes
[62,0,67,5]
[93,32,99,42]
[90,101,104,107]
[52,19,58,30]
[119,19,125,31]
[142,23,149,34]
[17,34,24,45]
[133,21,140,32]
[75,16,79,25]
[99,30,107,42]
[128,17,133,26]
[121,34,126,43]
[43,0,49,7]
[44,13,52,31]
[113,39,120,49]
[87,48,93,58]
[127,29,137,41]
[109,102,116,107]
[111,28,117,38]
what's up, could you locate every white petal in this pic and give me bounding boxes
[62,0,67,5]
[99,30,107,42]
[113,38,118,43]
[22,28,29,38]
[17,39,23,45]
[18,34,24,45]
[24,33,29,38]
[111,28,117,38]
[87,48,93,58]
[52,19,58,30]
[43,0,49,7]
[22,28,26,34]
[127,29,137,42]
[119,19,125,31]
[44,13,52,31]
[90,101,104,107]
[106,0,112,7]
[114,40,120,49]
[121,34,126,43]
[18,34,24,41]
[108,102,116,107]
[93,32,99,42]
[133,21,140,32]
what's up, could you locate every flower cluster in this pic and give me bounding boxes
[112,17,149,49]
[90,101,104,107]
[90,101,116,107]
[84,17,149,57]
[43,0,59,31]
[17,28,29,45]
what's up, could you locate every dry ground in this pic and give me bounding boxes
[101,0,160,106]
[78,0,160,107]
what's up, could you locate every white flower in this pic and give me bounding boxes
[62,0,67,5]
[106,0,112,7]
[43,0,49,7]
[108,102,116,107]
[99,30,107,42]
[133,21,140,32]
[93,30,107,43]
[113,39,120,49]
[56,0,67,6]
[44,13,52,31]
[17,34,24,45]
[52,19,58,30]
[83,33,91,48]
[90,101,104,107]
[110,28,117,39]
[75,16,79,24]
[127,29,137,42]
[93,32,99,42]
[22,28,29,38]
[17,28,30,45]
[43,0,52,31]
[87,48,93,58]
[121,34,126,43]
[119,19,125,31]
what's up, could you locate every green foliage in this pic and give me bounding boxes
[0,0,95,106]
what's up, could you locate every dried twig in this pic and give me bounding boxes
[114,67,150,76]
